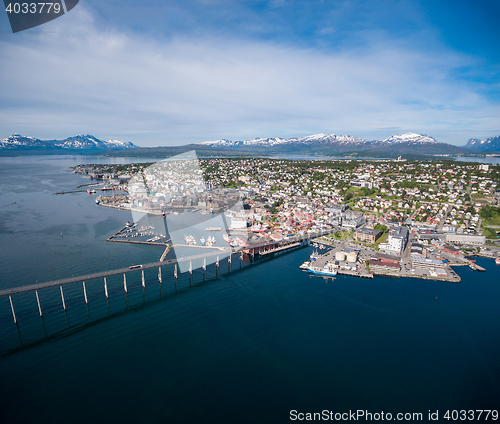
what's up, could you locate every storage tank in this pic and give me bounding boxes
[347,251,357,263]
[335,251,346,261]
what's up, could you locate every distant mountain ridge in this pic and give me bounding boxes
[0,134,137,151]
[4,131,499,157]
[202,132,467,155]
[465,136,500,152]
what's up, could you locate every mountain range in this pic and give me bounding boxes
[2,132,500,156]
[465,135,500,152]
[202,132,469,155]
[0,134,136,152]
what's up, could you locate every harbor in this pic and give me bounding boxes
[300,237,462,283]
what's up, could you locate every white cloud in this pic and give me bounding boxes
[0,5,499,146]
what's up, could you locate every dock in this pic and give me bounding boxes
[259,242,301,255]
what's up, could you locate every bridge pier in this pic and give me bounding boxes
[104,277,108,299]
[83,281,88,304]
[123,274,128,293]
[142,270,146,288]
[36,290,43,317]
[60,286,66,310]
[9,295,17,324]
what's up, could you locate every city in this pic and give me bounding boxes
[72,158,500,282]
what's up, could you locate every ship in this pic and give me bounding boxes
[200,237,206,246]
[309,250,319,261]
[307,266,337,277]
[205,236,216,247]
[496,258,500,265]
[184,235,197,246]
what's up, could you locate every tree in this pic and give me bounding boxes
[374,224,388,233]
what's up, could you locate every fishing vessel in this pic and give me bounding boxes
[200,237,206,246]
[184,235,197,246]
[307,266,337,277]
[205,236,216,247]
[309,250,319,261]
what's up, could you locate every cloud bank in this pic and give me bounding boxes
[0,5,499,146]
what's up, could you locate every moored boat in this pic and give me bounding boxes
[299,261,310,270]
[307,266,337,277]
[184,235,197,245]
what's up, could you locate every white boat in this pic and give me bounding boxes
[299,261,310,270]
[307,266,337,277]
[310,250,319,261]
[184,235,197,246]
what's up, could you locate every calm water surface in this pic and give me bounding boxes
[0,156,499,424]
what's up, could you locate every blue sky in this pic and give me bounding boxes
[0,0,499,146]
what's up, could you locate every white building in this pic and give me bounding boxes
[445,234,485,245]
[379,226,409,254]
[230,218,248,230]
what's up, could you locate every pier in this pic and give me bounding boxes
[245,229,332,256]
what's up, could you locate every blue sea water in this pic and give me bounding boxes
[0,156,499,424]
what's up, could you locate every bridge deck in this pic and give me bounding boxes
[0,248,232,297]
[0,230,331,298]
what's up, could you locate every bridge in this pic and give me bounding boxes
[0,229,332,325]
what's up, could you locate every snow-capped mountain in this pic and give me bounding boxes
[52,135,136,150]
[382,132,438,144]
[465,136,500,152]
[0,134,48,148]
[204,137,288,147]
[203,133,372,148]
[200,132,468,156]
[0,134,137,151]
